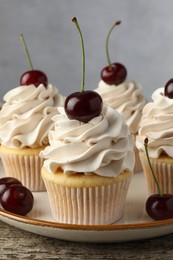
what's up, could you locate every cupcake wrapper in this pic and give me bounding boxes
[0,153,45,191]
[140,152,173,195]
[42,175,132,225]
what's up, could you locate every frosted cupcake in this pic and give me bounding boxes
[40,104,135,225]
[0,83,64,191]
[136,79,173,195]
[40,17,135,225]
[95,21,146,173]
[0,35,65,191]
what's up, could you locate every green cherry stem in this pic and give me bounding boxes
[72,17,85,93]
[20,34,33,71]
[106,20,121,69]
[144,138,163,196]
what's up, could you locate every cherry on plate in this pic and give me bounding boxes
[0,184,34,216]
[146,194,173,221]
[0,177,22,197]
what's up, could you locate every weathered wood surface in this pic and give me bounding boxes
[1,220,173,259]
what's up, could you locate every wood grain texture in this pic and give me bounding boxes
[1,221,173,259]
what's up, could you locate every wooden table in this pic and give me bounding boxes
[1,221,173,259]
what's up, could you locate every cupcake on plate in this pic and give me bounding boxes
[40,104,135,225]
[136,79,173,195]
[40,17,135,225]
[95,21,146,173]
[0,83,64,191]
[0,35,64,191]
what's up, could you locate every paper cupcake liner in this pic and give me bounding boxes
[42,173,132,225]
[140,151,173,195]
[0,153,45,191]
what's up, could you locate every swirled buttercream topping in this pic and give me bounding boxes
[40,105,135,177]
[136,87,173,158]
[0,84,64,148]
[95,80,146,134]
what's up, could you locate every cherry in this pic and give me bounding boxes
[20,34,48,88]
[101,21,127,85]
[65,17,103,123]
[0,177,22,197]
[0,184,34,216]
[101,63,127,85]
[144,138,173,221]
[146,194,173,220]
[65,90,102,123]
[20,70,48,88]
[164,78,173,99]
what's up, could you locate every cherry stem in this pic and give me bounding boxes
[20,34,33,71]
[72,17,85,93]
[106,20,121,69]
[144,138,163,196]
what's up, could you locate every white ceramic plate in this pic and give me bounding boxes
[1,164,173,243]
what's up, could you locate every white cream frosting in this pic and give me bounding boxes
[136,87,173,158]
[95,80,146,134]
[0,84,64,148]
[40,105,135,177]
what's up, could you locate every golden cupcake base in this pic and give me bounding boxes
[41,167,133,225]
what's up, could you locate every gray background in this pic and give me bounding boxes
[0,0,172,101]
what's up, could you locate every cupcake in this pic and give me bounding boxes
[94,21,146,173]
[136,80,173,195]
[0,83,64,191]
[40,17,134,225]
[40,104,135,225]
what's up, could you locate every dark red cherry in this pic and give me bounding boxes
[20,70,48,88]
[0,184,34,216]
[101,63,127,85]
[164,79,173,99]
[65,90,103,123]
[146,194,173,220]
[0,177,22,197]
[66,18,103,123]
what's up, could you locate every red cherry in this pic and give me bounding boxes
[0,177,22,197]
[146,194,173,220]
[164,79,173,99]
[101,21,127,85]
[65,18,103,123]
[101,63,127,85]
[20,35,48,88]
[65,90,103,123]
[20,70,48,88]
[0,184,34,216]
[144,138,173,221]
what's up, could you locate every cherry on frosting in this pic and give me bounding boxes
[65,90,103,123]
[164,78,173,99]
[101,62,127,85]
[20,34,48,88]
[101,21,127,85]
[20,70,48,88]
[65,17,103,123]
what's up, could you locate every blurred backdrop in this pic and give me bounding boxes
[0,0,173,101]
